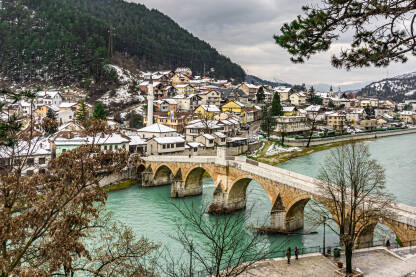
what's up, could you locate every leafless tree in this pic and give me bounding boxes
[310,142,395,274]
[0,88,159,276]
[305,111,320,148]
[159,201,283,277]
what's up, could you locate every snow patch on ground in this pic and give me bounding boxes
[264,143,300,157]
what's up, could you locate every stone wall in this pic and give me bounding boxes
[282,128,416,147]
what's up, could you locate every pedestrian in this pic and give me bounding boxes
[286,247,291,264]
[295,246,299,260]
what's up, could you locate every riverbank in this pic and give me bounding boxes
[282,127,416,147]
[247,139,368,166]
[104,179,138,192]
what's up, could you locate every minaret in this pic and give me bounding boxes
[147,76,154,126]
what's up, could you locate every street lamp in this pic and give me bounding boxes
[322,216,327,255]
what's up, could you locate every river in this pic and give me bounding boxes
[105,133,416,261]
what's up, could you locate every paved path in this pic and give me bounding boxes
[244,248,416,276]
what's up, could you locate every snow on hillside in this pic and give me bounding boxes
[100,65,145,106]
[360,71,416,100]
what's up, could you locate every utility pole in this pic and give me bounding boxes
[189,242,193,277]
[108,25,114,58]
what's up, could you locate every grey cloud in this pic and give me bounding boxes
[128,0,416,88]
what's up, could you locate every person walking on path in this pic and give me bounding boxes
[286,247,291,264]
[295,246,299,260]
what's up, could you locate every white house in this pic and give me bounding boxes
[136,123,179,139]
[147,136,186,155]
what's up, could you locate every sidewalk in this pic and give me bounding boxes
[244,247,416,277]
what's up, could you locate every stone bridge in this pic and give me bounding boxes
[135,149,416,247]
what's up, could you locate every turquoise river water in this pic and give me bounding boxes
[105,133,416,260]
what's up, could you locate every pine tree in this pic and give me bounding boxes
[256,87,265,103]
[46,108,56,120]
[76,100,89,124]
[270,93,283,116]
[92,102,108,120]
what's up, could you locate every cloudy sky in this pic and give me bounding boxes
[131,0,415,89]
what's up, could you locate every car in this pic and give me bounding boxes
[241,124,250,130]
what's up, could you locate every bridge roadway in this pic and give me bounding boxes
[139,151,416,246]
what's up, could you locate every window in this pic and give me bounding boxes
[27,170,34,176]
[163,145,166,149]
[27,158,34,165]
[62,149,66,153]
[171,144,174,148]
[176,143,184,148]
[194,148,198,152]
[39,168,46,174]
[104,145,107,150]
[38,158,46,165]
[209,140,214,144]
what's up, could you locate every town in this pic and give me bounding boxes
[2,66,416,177]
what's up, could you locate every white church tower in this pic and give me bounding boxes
[147,77,154,127]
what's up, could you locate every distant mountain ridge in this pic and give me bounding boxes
[245,75,291,87]
[358,71,416,101]
[0,0,245,84]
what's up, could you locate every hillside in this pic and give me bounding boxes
[0,0,245,84]
[245,75,291,87]
[359,72,416,101]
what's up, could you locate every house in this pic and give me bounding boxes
[195,134,216,148]
[136,123,179,139]
[282,106,299,116]
[175,84,195,95]
[274,87,293,102]
[304,105,325,121]
[274,116,311,136]
[213,132,227,146]
[346,108,366,123]
[221,101,245,115]
[198,90,222,106]
[172,74,190,87]
[57,109,75,125]
[173,94,202,112]
[128,136,147,154]
[175,67,192,77]
[34,105,59,120]
[237,83,260,101]
[195,105,221,119]
[53,133,130,157]
[326,112,347,133]
[143,112,198,134]
[147,136,186,155]
[0,138,52,175]
[218,88,248,104]
[289,92,307,106]
[359,119,377,130]
[399,111,416,124]
[35,91,63,108]
[184,120,222,141]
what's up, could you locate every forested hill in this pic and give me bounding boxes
[0,0,245,84]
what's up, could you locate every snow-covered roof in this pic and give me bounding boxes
[228,137,247,142]
[128,135,147,146]
[187,142,204,148]
[213,132,227,138]
[202,134,215,140]
[199,105,220,112]
[59,102,77,108]
[153,136,185,144]
[54,134,129,146]
[164,99,177,105]
[138,123,176,133]
[0,138,51,158]
[305,105,321,112]
[283,106,296,112]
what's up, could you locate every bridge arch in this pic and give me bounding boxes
[356,219,405,248]
[183,165,216,190]
[228,176,274,205]
[153,164,175,186]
